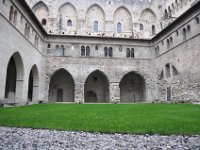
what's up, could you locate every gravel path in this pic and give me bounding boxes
[0,127,199,150]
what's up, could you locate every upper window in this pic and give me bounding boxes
[86,46,90,56]
[182,28,187,41]
[95,45,98,50]
[9,6,14,22]
[152,25,156,35]
[81,46,85,56]
[67,19,72,27]
[93,21,98,32]
[195,17,200,24]
[140,24,143,30]
[42,19,47,26]
[13,10,17,25]
[117,22,122,33]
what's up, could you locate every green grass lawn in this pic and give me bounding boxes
[0,103,200,135]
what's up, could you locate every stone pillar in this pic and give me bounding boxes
[109,82,120,103]
[75,82,84,103]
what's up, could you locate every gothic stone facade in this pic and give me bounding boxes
[0,0,200,104]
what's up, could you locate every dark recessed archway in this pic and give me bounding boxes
[28,65,39,102]
[84,70,109,103]
[48,69,75,102]
[119,72,145,103]
[5,52,24,101]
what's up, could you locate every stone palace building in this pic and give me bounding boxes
[0,0,200,104]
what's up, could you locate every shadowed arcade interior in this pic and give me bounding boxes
[48,69,75,102]
[84,70,109,103]
[5,52,24,102]
[120,72,145,103]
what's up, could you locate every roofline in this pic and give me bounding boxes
[47,34,151,42]
[19,0,47,35]
[152,0,200,41]
[19,0,200,41]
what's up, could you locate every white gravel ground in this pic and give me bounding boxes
[0,127,199,150]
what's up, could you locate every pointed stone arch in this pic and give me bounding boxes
[59,2,77,31]
[32,1,49,26]
[28,64,39,102]
[140,8,157,23]
[119,72,145,103]
[84,70,109,103]
[113,6,132,33]
[5,52,24,102]
[86,4,105,32]
[48,68,75,102]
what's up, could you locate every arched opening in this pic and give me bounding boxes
[140,23,143,30]
[5,52,24,102]
[28,65,39,102]
[182,28,187,41]
[41,18,47,25]
[81,46,85,56]
[84,70,109,103]
[5,57,16,100]
[93,21,99,32]
[48,69,75,102]
[126,48,130,57]
[104,47,108,57]
[67,19,72,26]
[86,46,90,56]
[117,22,122,33]
[13,10,17,25]
[120,72,145,103]
[9,6,14,22]
[152,25,156,35]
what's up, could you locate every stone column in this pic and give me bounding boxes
[74,82,84,103]
[109,82,120,103]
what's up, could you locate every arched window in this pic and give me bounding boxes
[104,47,108,57]
[165,63,171,78]
[131,48,134,58]
[170,37,173,47]
[167,39,170,49]
[47,43,51,48]
[168,6,172,18]
[140,24,143,30]
[9,6,14,22]
[117,22,122,33]
[67,19,72,27]
[13,10,17,25]
[126,48,130,57]
[172,3,175,15]
[109,47,113,57]
[41,19,47,26]
[187,25,191,37]
[95,45,98,50]
[34,35,40,48]
[164,9,168,19]
[195,17,200,24]
[176,30,179,36]
[86,46,90,56]
[25,24,30,39]
[93,21,98,32]
[182,28,187,41]
[155,46,159,57]
[152,25,156,35]
[81,46,85,56]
